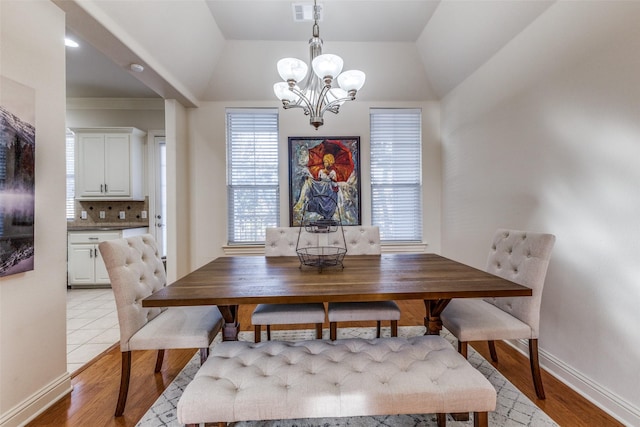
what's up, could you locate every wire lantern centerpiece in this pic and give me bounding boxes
[273,1,366,129]
[296,194,347,272]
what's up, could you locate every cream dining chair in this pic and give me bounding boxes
[99,234,224,416]
[251,227,326,342]
[327,226,401,340]
[441,228,555,399]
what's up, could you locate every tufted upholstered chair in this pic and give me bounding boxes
[327,226,401,340]
[251,227,327,343]
[98,234,223,416]
[441,229,555,399]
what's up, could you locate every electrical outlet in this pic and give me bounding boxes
[141,210,147,219]
[119,211,126,219]
[99,211,106,219]
[81,211,87,220]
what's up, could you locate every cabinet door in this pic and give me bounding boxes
[77,135,106,197]
[94,247,111,284]
[68,243,96,284]
[104,134,131,197]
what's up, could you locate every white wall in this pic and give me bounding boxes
[0,1,69,426]
[185,101,441,270]
[440,2,640,424]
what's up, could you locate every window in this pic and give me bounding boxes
[226,109,279,244]
[66,129,75,220]
[370,108,422,242]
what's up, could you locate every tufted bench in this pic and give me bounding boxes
[177,335,496,427]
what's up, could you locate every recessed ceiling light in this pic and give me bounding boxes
[65,38,79,48]
[130,63,145,73]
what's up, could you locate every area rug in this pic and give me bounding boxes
[136,326,558,427]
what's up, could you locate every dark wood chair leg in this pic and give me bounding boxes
[315,323,323,339]
[154,349,164,372]
[200,347,209,364]
[376,321,382,338]
[436,413,446,427]
[254,325,261,343]
[330,322,337,340]
[474,411,488,427]
[488,340,498,362]
[115,351,131,416]
[458,341,468,359]
[266,325,272,341]
[529,338,546,399]
[390,320,398,337]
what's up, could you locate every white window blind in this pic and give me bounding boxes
[370,108,422,242]
[66,129,75,220]
[226,109,279,244]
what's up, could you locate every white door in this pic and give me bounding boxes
[153,136,167,257]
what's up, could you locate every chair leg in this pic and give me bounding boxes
[254,325,261,343]
[200,347,209,365]
[436,413,446,427]
[474,411,488,427]
[154,349,165,372]
[376,321,382,338]
[529,338,546,399]
[458,341,468,359]
[488,340,498,362]
[115,351,132,416]
[315,323,323,339]
[266,325,272,341]
[330,322,337,340]
[390,320,398,337]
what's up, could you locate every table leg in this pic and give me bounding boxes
[423,299,451,335]
[218,305,240,341]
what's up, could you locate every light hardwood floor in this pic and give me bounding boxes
[29,301,622,427]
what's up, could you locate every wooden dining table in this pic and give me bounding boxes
[142,253,532,341]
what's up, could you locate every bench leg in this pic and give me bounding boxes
[267,325,272,341]
[436,413,446,426]
[376,321,382,338]
[200,347,209,365]
[474,411,488,427]
[315,323,323,339]
[330,322,337,340]
[488,340,498,362]
[254,325,261,343]
[390,320,398,337]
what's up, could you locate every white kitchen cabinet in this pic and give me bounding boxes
[72,127,146,200]
[67,228,148,287]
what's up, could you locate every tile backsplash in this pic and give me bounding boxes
[68,198,150,228]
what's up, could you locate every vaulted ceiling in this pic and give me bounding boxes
[58,0,556,107]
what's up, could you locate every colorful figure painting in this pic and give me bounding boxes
[0,77,35,277]
[289,137,361,227]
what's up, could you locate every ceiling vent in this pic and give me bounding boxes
[292,2,323,22]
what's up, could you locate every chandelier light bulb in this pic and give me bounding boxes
[277,58,308,83]
[273,82,300,102]
[312,54,344,82]
[337,70,366,92]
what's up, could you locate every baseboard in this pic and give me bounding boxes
[508,339,639,426]
[0,372,72,427]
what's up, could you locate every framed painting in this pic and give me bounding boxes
[289,136,361,227]
[0,76,36,277]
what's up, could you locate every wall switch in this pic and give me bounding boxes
[141,210,147,219]
[99,211,106,219]
[81,211,87,220]
[119,211,126,219]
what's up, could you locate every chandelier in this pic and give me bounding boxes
[273,1,366,129]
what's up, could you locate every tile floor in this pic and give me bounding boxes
[66,288,119,375]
